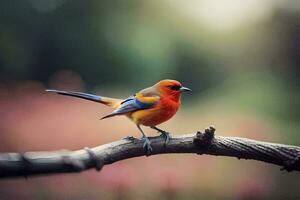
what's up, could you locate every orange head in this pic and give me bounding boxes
[155,79,191,101]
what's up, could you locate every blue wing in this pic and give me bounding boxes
[101,94,159,119]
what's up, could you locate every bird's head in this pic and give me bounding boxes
[155,79,191,101]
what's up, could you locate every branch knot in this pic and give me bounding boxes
[62,155,85,172]
[84,147,103,171]
[20,152,32,178]
[193,126,215,151]
[281,154,300,172]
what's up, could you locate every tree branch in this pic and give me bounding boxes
[0,127,299,178]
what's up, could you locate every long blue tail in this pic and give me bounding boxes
[46,89,102,103]
[46,89,122,108]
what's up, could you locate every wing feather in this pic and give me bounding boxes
[101,93,160,119]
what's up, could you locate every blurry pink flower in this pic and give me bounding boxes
[152,167,186,193]
[88,162,138,191]
[237,178,271,199]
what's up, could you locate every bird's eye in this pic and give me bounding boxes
[169,85,181,91]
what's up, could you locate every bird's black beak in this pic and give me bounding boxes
[179,86,192,92]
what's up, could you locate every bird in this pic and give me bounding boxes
[46,79,191,154]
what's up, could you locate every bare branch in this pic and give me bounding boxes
[0,127,299,178]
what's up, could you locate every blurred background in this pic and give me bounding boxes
[0,0,300,199]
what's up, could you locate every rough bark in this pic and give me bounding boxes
[0,127,299,178]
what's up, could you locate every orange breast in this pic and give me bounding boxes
[129,98,180,126]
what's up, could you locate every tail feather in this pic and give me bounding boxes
[46,89,102,102]
[100,113,118,120]
[46,89,122,108]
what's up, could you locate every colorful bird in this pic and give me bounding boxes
[46,79,191,154]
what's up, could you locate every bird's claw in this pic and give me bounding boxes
[160,131,170,145]
[141,136,152,155]
[151,126,171,145]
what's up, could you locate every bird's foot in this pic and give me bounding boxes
[152,127,171,145]
[141,136,152,155]
[159,131,170,145]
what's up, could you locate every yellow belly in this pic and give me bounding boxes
[129,103,179,127]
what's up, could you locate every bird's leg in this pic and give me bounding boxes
[137,125,153,155]
[151,126,170,144]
